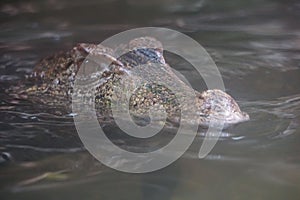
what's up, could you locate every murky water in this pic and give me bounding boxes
[1,0,300,199]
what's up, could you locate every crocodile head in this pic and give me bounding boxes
[17,37,249,128]
[197,89,249,127]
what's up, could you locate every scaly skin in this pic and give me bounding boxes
[10,37,249,127]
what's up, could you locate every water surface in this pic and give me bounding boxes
[1,0,300,199]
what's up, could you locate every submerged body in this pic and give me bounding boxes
[9,37,249,127]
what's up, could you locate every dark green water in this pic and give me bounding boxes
[1,0,300,199]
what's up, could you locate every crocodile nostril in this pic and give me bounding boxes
[243,112,250,120]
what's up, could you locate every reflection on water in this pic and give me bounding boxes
[1,0,300,199]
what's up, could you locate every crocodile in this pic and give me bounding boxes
[8,37,249,127]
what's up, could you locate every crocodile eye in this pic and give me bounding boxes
[0,152,12,163]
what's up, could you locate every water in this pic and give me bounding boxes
[1,0,300,199]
